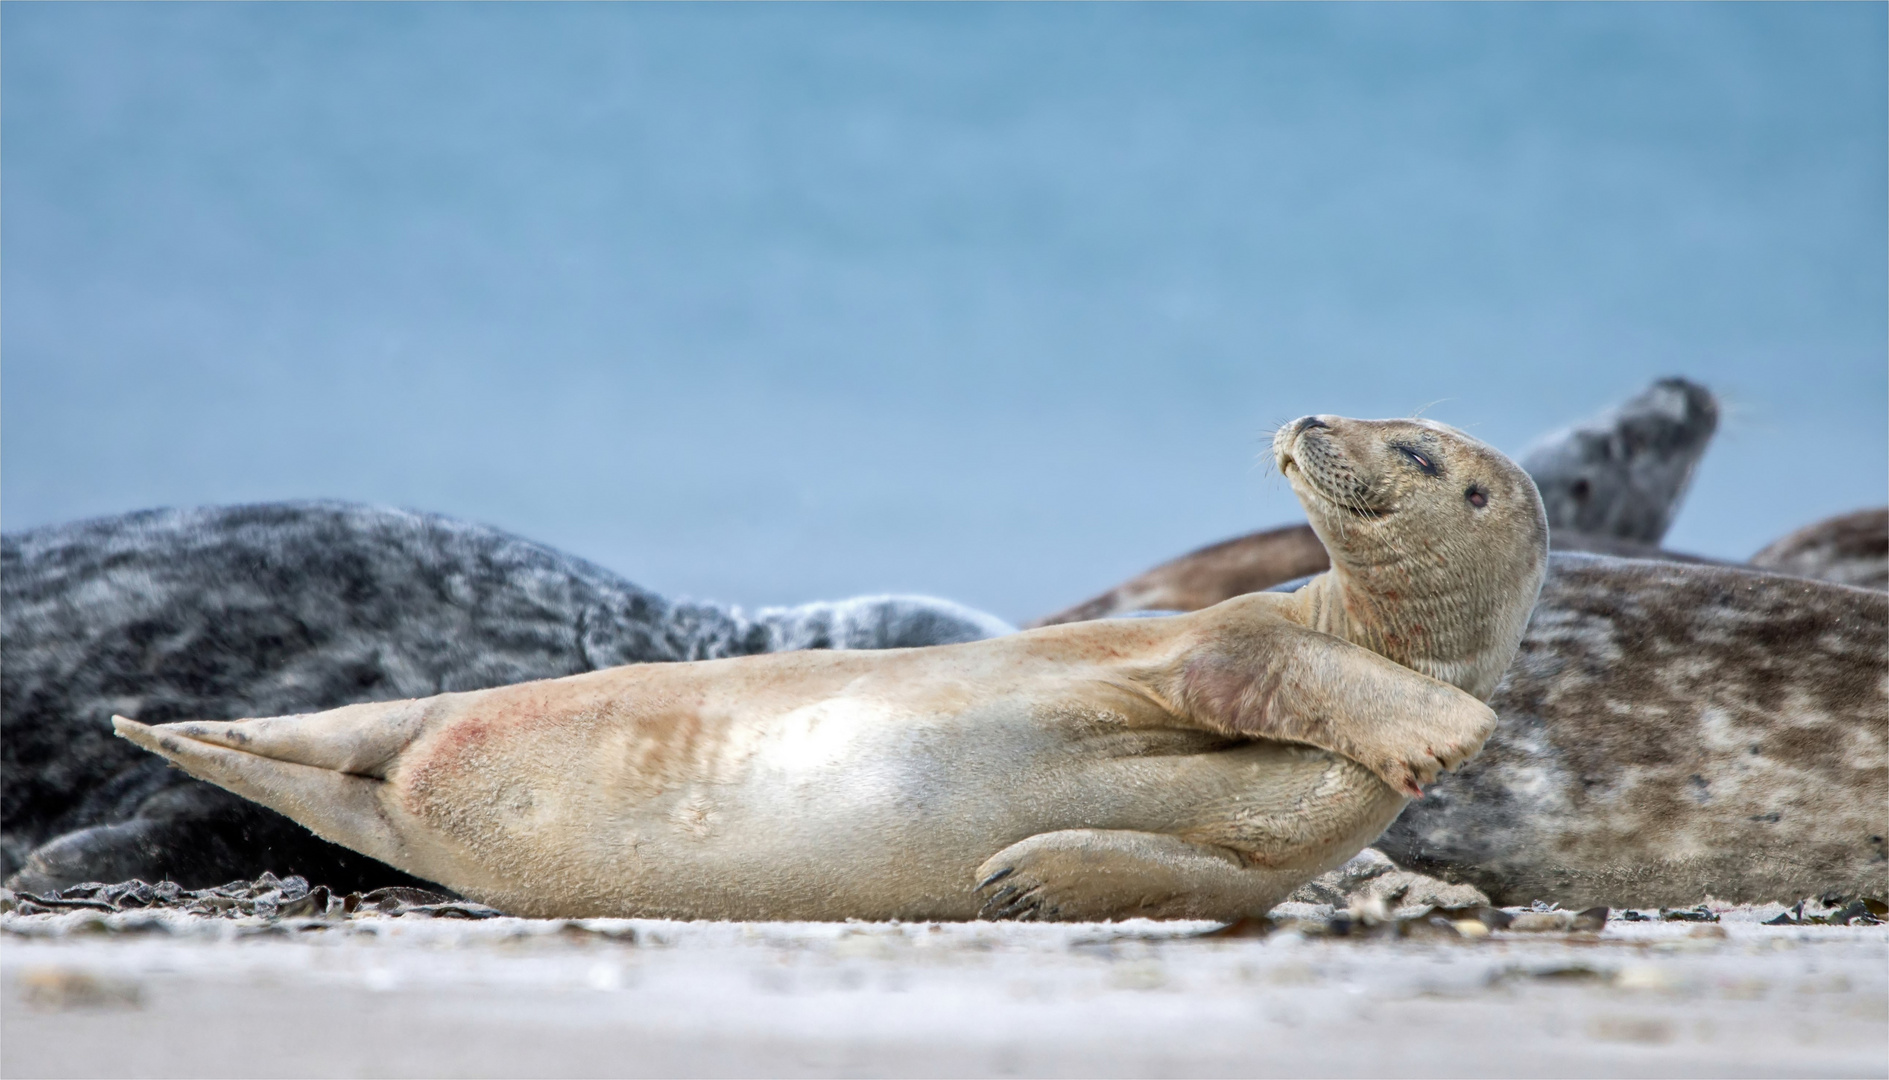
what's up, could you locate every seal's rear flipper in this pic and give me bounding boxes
[115,697,433,779]
[113,708,434,877]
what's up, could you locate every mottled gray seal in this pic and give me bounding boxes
[1033,378,1720,627]
[1518,376,1718,545]
[115,416,1548,920]
[1749,507,1888,592]
[1383,554,1887,908]
[1,502,1010,893]
[1046,555,1886,908]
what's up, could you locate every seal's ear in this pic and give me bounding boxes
[1165,624,1497,798]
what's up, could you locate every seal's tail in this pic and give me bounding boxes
[112,701,436,877]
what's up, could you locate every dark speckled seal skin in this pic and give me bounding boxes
[1749,507,1888,592]
[1379,552,1888,907]
[1,502,1011,892]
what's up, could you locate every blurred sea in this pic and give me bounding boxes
[4,4,1884,621]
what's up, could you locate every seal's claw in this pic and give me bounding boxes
[1377,760,1425,799]
[990,885,1046,921]
[978,884,1019,917]
[975,867,1013,891]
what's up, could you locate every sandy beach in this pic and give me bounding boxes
[4,903,1883,1079]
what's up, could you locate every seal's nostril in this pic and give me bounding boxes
[1296,417,1330,434]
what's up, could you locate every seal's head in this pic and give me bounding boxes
[1274,415,1548,700]
[1519,377,1717,545]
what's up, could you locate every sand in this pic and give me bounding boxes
[3,904,1884,1079]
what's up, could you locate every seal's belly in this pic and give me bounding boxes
[390,691,1397,919]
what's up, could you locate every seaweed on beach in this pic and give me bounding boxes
[1762,898,1886,927]
[1190,903,1609,942]
[0,872,502,920]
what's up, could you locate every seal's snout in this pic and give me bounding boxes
[1275,415,1391,518]
[1272,415,1336,476]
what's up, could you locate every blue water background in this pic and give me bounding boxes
[5,4,1885,622]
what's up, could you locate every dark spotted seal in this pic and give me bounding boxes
[1749,507,1888,592]
[1382,554,1887,907]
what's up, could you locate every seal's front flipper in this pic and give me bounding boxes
[973,829,1320,922]
[1160,618,1498,797]
[112,705,446,883]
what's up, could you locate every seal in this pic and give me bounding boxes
[1517,376,1718,545]
[1749,507,1888,592]
[1056,554,1889,909]
[1,502,1010,892]
[1033,524,1333,626]
[1382,553,1887,908]
[1030,525,1717,627]
[1032,378,1721,626]
[112,416,1549,920]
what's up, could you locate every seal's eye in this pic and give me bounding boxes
[1396,445,1439,477]
[1466,486,1488,508]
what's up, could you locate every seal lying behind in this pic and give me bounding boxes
[1055,556,1888,910]
[1381,554,1887,908]
[2,502,1010,893]
[1749,507,1888,592]
[1033,377,1719,626]
[115,415,1548,920]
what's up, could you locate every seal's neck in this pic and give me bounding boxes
[1289,558,1531,702]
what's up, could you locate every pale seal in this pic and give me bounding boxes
[1383,554,1887,907]
[114,416,1548,920]
[1749,507,1888,592]
[1,502,1009,892]
[1032,378,1721,627]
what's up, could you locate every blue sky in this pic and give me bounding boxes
[5,4,1884,622]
